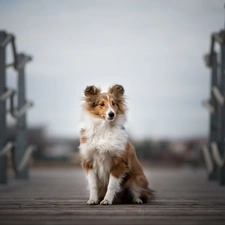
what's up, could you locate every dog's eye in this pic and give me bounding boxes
[99,102,105,107]
[112,101,116,106]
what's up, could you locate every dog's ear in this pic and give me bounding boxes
[108,84,125,97]
[84,85,101,97]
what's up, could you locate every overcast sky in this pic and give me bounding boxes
[1,0,224,140]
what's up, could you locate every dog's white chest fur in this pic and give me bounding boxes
[79,112,127,184]
[91,152,112,184]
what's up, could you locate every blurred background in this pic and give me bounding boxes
[1,0,224,168]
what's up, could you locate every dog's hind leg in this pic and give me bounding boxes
[129,184,143,204]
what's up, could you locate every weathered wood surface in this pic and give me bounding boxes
[0,167,225,225]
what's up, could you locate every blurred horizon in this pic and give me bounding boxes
[6,126,206,168]
[1,0,224,140]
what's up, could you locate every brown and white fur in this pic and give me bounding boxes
[79,84,153,205]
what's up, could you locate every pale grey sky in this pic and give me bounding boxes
[1,0,224,139]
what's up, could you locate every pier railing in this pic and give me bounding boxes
[203,29,225,185]
[0,31,36,184]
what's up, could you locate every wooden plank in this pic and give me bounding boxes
[0,168,225,225]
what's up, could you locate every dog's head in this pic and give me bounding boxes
[83,84,126,122]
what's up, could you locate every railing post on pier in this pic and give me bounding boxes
[218,40,225,185]
[0,30,34,184]
[0,31,7,184]
[209,52,219,180]
[203,29,225,185]
[15,54,28,179]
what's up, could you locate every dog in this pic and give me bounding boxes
[79,84,153,205]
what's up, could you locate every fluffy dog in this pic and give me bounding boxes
[79,84,153,205]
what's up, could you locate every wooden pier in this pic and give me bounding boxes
[0,167,225,225]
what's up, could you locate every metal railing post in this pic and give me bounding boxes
[209,52,219,180]
[0,31,7,184]
[218,40,225,185]
[15,53,28,179]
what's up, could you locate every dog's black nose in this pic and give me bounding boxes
[108,111,114,118]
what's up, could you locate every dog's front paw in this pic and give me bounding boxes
[100,199,112,205]
[87,199,99,205]
[133,198,143,204]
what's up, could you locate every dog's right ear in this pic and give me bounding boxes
[84,85,101,97]
[108,84,125,97]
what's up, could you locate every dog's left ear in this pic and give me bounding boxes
[108,84,125,97]
[84,85,101,97]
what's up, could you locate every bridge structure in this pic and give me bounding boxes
[0,29,225,225]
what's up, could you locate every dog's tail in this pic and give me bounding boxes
[115,187,155,204]
[141,187,155,203]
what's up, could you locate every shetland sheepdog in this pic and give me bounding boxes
[79,84,153,205]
